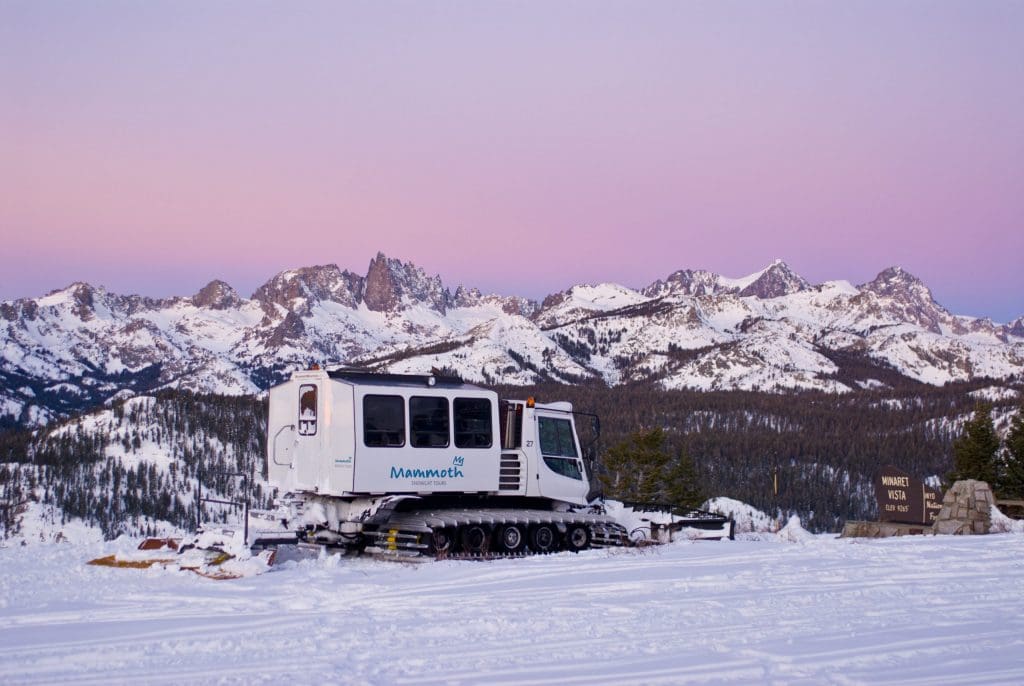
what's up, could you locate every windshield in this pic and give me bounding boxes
[538,417,578,458]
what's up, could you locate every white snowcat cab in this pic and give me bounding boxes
[259,369,732,558]
[268,369,593,506]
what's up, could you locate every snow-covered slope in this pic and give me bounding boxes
[2,254,1022,424]
[1,394,268,540]
[1,532,1023,684]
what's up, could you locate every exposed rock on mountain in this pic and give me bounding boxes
[363,252,448,314]
[642,260,808,300]
[1,255,1021,426]
[643,269,724,298]
[453,286,536,317]
[738,260,810,299]
[856,267,945,334]
[252,264,364,316]
[192,280,242,310]
[266,311,307,348]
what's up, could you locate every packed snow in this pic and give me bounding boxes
[2,527,1024,684]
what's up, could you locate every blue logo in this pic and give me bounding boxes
[388,456,467,480]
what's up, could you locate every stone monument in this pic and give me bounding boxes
[932,480,994,535]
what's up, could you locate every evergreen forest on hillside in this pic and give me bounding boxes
[1,393,270,539]
[497,380,1024,531]
[1,380,1022,538]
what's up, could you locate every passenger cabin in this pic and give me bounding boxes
[267,369,592,505]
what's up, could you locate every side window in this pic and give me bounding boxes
[410,396,449,448]
[499,401,523,449]
[298,384,317,436]
[538,417,578,457]
[544,456,582,480]
[455,398,492,448]
[538,416,583,480]
[363,395,405,447]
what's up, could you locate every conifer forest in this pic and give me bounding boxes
[1,379,1022,538]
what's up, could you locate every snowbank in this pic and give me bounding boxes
[703,497,777,533]
[1,502,105,546]
[776,514,814,543]
[990,504,1024,534]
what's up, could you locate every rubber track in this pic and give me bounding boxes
[365,507,628,559]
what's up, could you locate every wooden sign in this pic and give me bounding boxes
[874,465,943,525]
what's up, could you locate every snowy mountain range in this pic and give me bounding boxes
[2,252,1022,425]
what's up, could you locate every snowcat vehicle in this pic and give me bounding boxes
[251,369,732,559]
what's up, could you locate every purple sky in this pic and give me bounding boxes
[2,2,1022,321]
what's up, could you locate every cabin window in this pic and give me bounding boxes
[363,395,405,447]
[543,456,583,480]
[538,416,582,480]
[298,384,317,436]
[538,417,578,458]
[499,401,523,450]
[455,398,492,448]
[410,396,450,448]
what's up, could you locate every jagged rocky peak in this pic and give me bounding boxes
[643,260,809,300]
[363,252,448,314]
[63,282,97,306]
[539,290,569,310]
[1008,316,1024,338]
[452,285,481,307]
[37,282,178,319]
[252,264,364,315]
[41,282,102,321]
[192,280,242,310]
[499,295,539,317]
[857,266,948,334]
[860,266,935,304]
[535,284,592,314]
[738,260,810,299]
[644,269,723,298]
[452,286,535,317]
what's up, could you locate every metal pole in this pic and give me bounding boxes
[242,475,249,546]
[196,469,202,532]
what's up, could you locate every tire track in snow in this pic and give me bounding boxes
[2,535,1023,684]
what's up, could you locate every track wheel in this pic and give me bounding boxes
[460,525,490,554]
[529,524,558,553]
[429,528,453,556]
[565,525,591,552]
[498,524,526,553]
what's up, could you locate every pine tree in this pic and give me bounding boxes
[600,428,705,505]
[949,403,999,486]
[663,446,706,508]
[601,428,669,502]
[998,407,1024,499]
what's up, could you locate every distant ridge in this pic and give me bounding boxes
[1,253,1022,426]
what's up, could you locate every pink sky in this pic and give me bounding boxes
[2,2,1022,321]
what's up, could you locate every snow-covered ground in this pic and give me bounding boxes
[2,532,1024,685]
